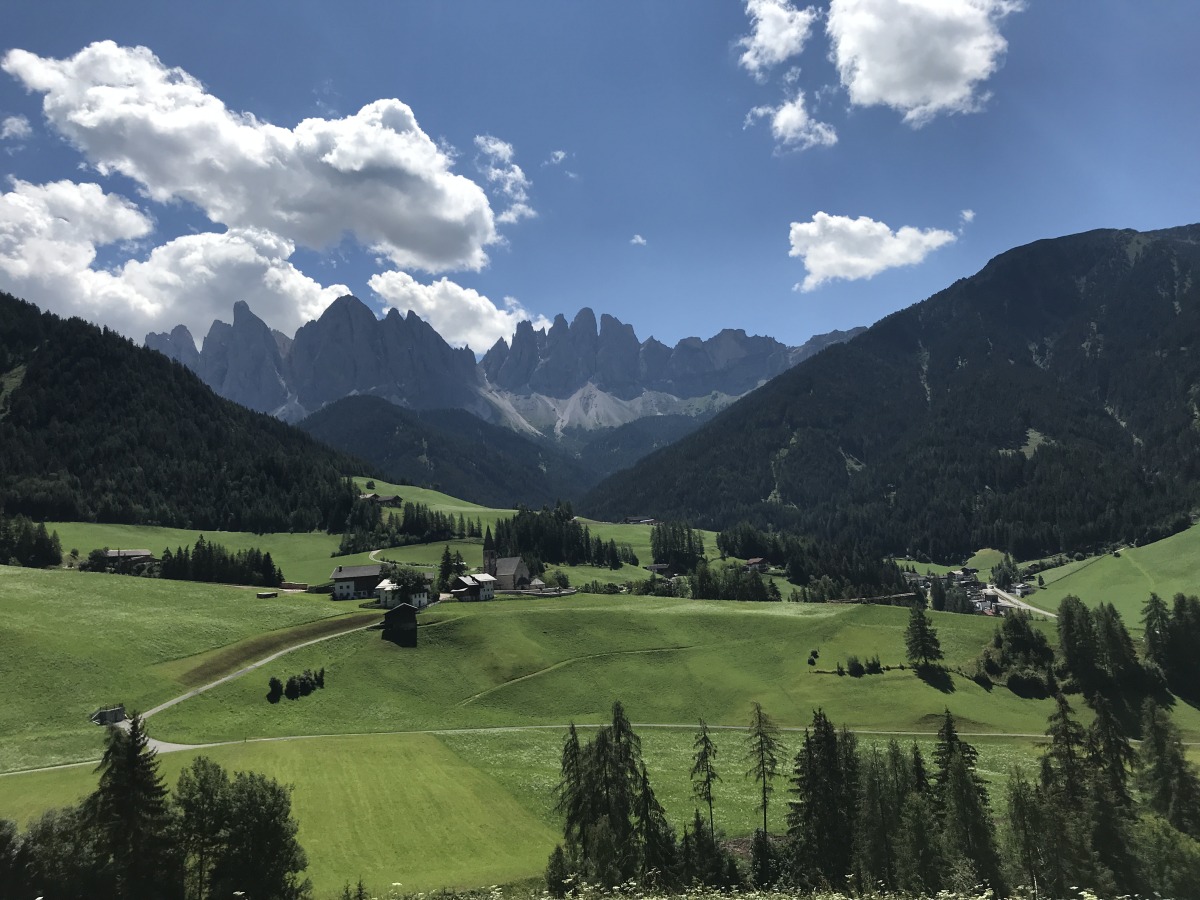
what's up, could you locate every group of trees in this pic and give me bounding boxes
[335,499,482,556]
[79,537,285,587]
[717,523,908,602]
[160,538,283,587]
[546,703,740,895]
[268,668,326,703]
[688,561,781,602]
[650,522,705,574]
[0,716,309,900]
[0,512,61,567]
[1142,591,1200,700]
[550,697,1200,899]
[492,503,638,574]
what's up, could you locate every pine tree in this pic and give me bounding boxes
[85,715,181,899]
[744,702,783,835]
[175,756,231,900]
[1138,699,1200,839]
[690,719,720,835]
[904,603,943,668]
[1142,592,1171,672]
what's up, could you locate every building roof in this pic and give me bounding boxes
[747,557,766,566]
[330,563,383,581]
[493,557,526,577]
[375,579,397,591]
[473,573,496,583]
[105,549,153,559]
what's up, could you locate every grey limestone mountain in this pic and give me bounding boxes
[147,294,864,434]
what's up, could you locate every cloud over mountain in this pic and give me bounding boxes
[789,211,956,290]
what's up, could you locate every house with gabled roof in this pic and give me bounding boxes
[483,552,531,591]
[330,563,384,600]
[450,572,496,602]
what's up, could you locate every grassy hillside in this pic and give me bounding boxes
[0,566,374,771]
[48,522,343,587]
[1034,523,1200,623]
[4,555,1199,893]
[145,597,1087,745]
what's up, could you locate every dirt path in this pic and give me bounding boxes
[140,617,378,721]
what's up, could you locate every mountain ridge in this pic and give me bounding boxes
[147,300,864,435]
[582,224,1200,561]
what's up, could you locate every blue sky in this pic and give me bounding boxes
[2,2,1198,353]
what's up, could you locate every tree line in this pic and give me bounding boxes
[717,522,907,602]
[546,698,1200,899]
[79,536,284,587]
[0,716,309,900]
[0,511,62,568]
[335,497,485,555]
[491,503,638,574]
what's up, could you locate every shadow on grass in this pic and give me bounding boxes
[915,664,955,693]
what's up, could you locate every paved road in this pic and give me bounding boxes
[992,585,1058,618]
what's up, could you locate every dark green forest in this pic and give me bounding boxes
[0,293,363,533]
[584,226,1200,562]
[298,396,595,508]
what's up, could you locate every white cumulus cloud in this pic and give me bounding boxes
[2,41,499,271]
[369,270,550,352]
[960,208,976,224]
[0,178,346,339]
[738,0,819,81]
[474,134,535,225]
[788,211,956,291]
[827,0,1022,127]
[630,234,647,246]
[746,91,837,150]
[1,114,32,140]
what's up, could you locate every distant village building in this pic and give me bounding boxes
[745,557,769,573]
[359,493,404,508]
[105,549,154,563]
[622,515,659,525]
[330,563,384,600]
[483,552,531,591]
[376,577,430,609]
[450,573,496,602]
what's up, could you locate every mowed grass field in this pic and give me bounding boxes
[0,565,375,771]
[4,556,1200,893]
[1035,523,1200,623]
[49,521,344,587]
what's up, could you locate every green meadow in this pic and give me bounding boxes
[6,497,1200,894]
[49,521,344,587]
[0,565,373,771]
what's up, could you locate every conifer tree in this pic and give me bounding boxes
[904,603,943,668]
[690,719,720,834]
[85,715,181,899]
[744,702,782,835]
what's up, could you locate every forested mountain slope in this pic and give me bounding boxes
[584,225,1200,562]
[0,292,362,532]
[298,395,593,508]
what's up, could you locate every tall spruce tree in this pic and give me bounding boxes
[690,719,720,835]
[786,709,856,886]
[744,702,783,836]
[904,603,943,668]
[85,715,181,899]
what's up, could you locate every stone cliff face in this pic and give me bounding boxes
[479,307,828,401]
[196,301,291,415]
[147,298,862,431]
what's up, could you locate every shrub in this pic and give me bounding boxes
[266,676,283,704]
[846,655,865,677]
[865,654,883,675]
